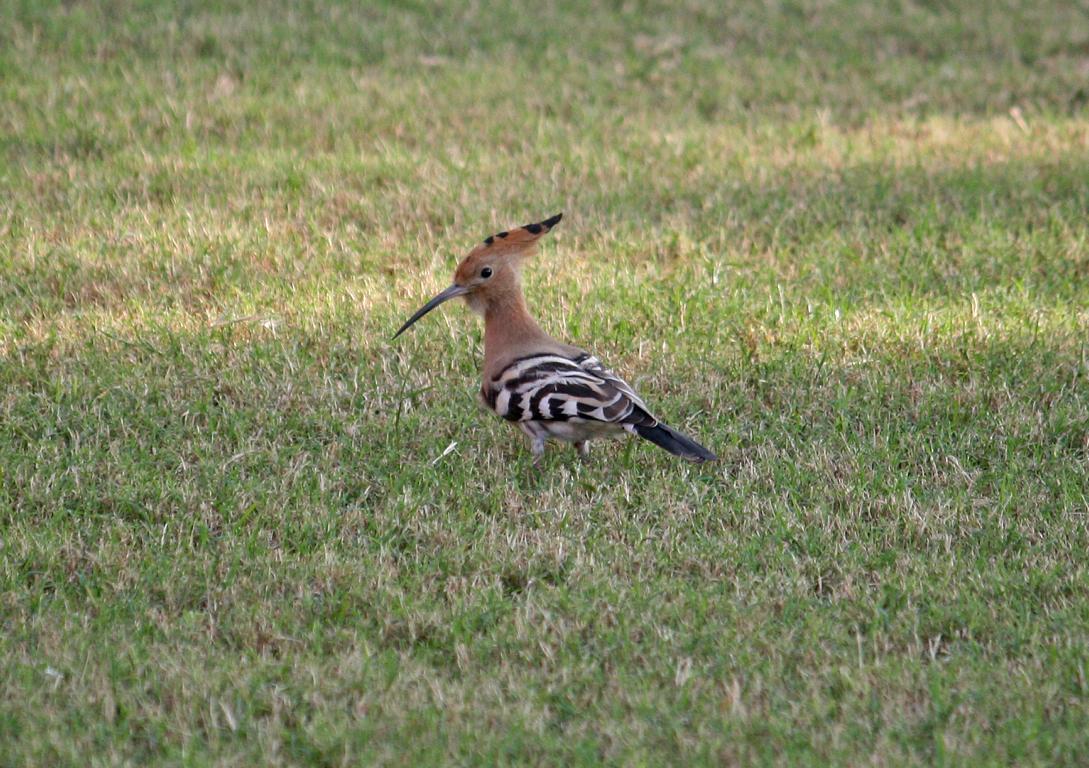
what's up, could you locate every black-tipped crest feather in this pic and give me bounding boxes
[483,213,562,246]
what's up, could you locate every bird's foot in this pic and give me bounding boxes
[527,438,547,477]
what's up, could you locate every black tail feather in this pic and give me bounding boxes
[633,423,717,463]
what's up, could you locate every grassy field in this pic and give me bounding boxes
[3,1,1089,764]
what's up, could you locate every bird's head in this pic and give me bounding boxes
[392,213,562,339]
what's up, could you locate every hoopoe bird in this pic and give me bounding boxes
[393,213,717,465]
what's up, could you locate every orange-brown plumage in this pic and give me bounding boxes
[393,213,716,465]
[446,214,573,380]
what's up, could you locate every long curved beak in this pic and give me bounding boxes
[392,284,469,339]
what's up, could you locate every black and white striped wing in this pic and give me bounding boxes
[571,353,652,415]
[483,353,656,427]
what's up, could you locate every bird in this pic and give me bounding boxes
[392,213,716,466]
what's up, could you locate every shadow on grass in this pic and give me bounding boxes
[5,149,1088,329]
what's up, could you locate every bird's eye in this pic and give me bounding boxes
[480,267,493,279]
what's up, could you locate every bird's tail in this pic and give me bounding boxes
[632,422,717,463]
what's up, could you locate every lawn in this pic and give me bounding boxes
[3,1,1089,765]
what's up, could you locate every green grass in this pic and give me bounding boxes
[3,0,1089,764]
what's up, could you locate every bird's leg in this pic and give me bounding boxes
[574,441,590,462]
[519,423,548,471]
[530,435,547,469]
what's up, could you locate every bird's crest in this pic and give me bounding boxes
[453,213,562,284]
[469,212,562,258]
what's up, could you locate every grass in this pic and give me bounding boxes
[3,0,1089,764]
